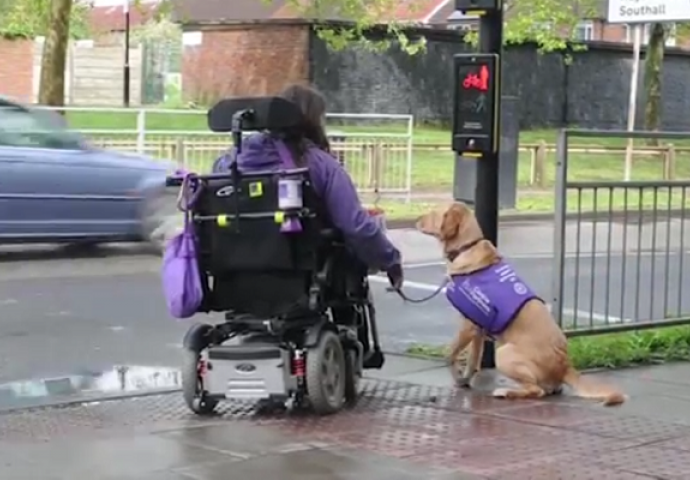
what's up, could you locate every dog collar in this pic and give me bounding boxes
[445,238,484,262]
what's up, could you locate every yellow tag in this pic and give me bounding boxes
[249,182,263,197]
[274,211,285,224]
[216,215,229,227]
[462,152,482,158]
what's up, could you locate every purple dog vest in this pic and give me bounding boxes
[445,260,540,336]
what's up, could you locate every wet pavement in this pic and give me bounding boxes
[3,356,690,478]
[0,224,689,478]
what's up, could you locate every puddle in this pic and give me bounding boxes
[0,365,182,411]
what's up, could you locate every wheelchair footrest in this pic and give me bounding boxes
[205,344,290,399]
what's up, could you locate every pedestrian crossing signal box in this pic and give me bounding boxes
[452,53,499,157]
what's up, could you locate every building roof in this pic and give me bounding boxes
[170,0,287,23]
[88,3,159,33]
[425,0,455,24]
[169,0,451,25]
[392,0,453,23]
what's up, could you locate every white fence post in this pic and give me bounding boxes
[405,115,414,203]
[136,109,146,154]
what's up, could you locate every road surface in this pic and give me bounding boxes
[0,231,688,387]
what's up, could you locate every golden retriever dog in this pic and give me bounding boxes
[416,202,626,406]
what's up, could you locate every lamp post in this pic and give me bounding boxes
[123,0,131,107]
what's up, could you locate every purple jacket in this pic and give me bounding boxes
[212,133,401,270]
[445,260,540,336]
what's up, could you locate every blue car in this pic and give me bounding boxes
[0,99,177,251]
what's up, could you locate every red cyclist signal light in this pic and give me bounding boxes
[452,53,498,155]
[462,65,489,91]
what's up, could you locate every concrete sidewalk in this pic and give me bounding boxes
[2,356,690,479]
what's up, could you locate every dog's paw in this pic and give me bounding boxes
[456,376,473,389]
[492,387,511,398]
[456,368,477,389]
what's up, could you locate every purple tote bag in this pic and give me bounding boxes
[162,174,204,319]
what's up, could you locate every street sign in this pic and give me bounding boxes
[452,53,499,156]
[607,0,690,24]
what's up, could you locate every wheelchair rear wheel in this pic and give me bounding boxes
[181,349,219,415]
[305,330,347,415]
[344,349,361,403]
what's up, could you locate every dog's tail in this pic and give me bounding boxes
[563,366,626,406]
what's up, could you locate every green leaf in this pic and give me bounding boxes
[274,0,601,55]
[0,0,89,39]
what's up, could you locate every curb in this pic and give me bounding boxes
[0,352,443,415]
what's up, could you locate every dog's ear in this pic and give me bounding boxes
[416,210,442,236]
[440,204,465,241]
[415,212,433,235]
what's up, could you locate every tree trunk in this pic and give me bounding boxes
[37,0,73,107]
[644,23,665,146]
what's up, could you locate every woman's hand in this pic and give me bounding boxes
[386,264,404,290]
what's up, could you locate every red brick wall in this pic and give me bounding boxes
[598,22,627,42]
[182,24,310,104]
[0,38,34,103]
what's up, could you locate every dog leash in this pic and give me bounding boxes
[386,277,449,304]
[386,240,483,304]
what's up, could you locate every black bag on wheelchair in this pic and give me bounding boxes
[195,167,331,319]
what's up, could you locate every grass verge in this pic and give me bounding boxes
[405,325,690,371]
[66,111,689,218]
[370,185,690,220]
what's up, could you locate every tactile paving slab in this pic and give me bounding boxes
[491,460,660,480]
[404,426,640,476]
[567,414,690,441]
[593,445,690,479]
[1,378,689,479]
[487,402,613,428]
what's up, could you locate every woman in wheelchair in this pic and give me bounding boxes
[212,84,404,292]
[176,86,406,416]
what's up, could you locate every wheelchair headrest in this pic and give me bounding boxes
[207,96,306,133]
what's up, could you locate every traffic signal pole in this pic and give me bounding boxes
[452,1,504,369]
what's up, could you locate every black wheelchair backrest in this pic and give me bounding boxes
[207,96,306,133]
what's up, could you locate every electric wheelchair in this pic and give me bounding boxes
[166,96,385,416]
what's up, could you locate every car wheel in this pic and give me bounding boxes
[141,191,182,255]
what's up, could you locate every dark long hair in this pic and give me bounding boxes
[277,84,331,166]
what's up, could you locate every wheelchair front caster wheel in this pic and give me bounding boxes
[306,330,346,415]
[182,349,218,415]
